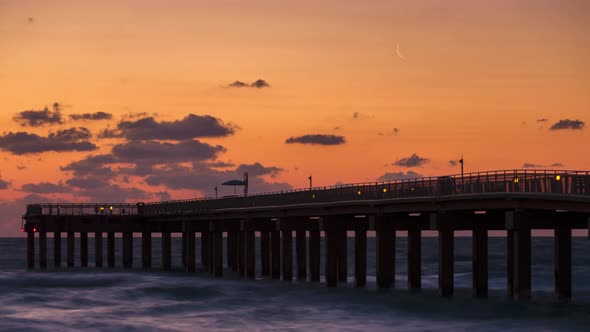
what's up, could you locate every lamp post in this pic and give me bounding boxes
[459,156,464,192]
[214,186,218,197]
[308,175,312,190]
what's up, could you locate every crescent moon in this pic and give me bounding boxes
[396,44,407,61]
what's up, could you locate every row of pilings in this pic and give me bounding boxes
[27,211,588,300]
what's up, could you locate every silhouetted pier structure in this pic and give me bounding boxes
[24,169,590,300]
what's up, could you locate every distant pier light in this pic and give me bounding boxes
[555,175,561,181]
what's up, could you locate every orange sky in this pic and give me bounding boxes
[0,0,589,235]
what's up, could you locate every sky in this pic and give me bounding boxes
[0,0,588,236]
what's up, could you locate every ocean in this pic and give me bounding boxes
[1,236,589,331]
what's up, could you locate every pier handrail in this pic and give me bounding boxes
[25,169,590,216]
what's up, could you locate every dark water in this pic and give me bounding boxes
[1,236,589,331]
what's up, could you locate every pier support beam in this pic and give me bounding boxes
[39,231,47,269]
[245,230,255,278]
[201,231,209,270]
[95,232,103,268]
[260,231,270,277]
[271,230,281,279]
[354,222,368,288]
[507,230,514,297]
[506,211,532,300]
[107,232,115,268]
[80,232,88,267]
[376,218,395,289]
[325,229,338,287]
[473,227,488,297]
[238,231,245,277]
[226,231,234,270]
[213,230,223,277]
[162,231,171,270]
[431,213,454,297]
[438,229,454,297]
[309,229,320,282]
[182,231,187,269]
[337,230,348,283]
[282,229,293,281]
[27,231,34,269]
[554,226,572,300]
[67,231,74,267]
[142,231,152,269]
[53,232,61,268]
[407,228,421,290]
[231,231,239,272]
[183,224,196,273]
[296,229,307,280]
[122,232,133,269]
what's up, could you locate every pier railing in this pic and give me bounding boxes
[25,169,590,217]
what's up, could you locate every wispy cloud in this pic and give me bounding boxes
[393,153,429,167]
[0,128,96,154]
[69,112,113,121]
[549,119,585,130]
[377,171,423,181]
[285,134,346,145]
[13,102,63,127]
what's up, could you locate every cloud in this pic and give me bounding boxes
[393,128,400,135]
[536,118,548,123]
[551,162,565,167]
[0,194,54,236]
[69,112,113,121]
[78,184,152,202]
[208,161,235,168]
[523,163,544,168]
[0,128,97,154]
[227,79,270,89]
[13,102,63,127]
[110,114,235,140]
[377,171,423,181]
[448,160,458,167]
[393,153,429,167]
[235,162,282,178]
[112,140,226,164]
[0,178,10,189]
[353,112,360,119]
[251,79,270,88]
[228,81,248,88]
[20,182,69,193]
[61,154,117,177]
[549,119,585,130]
[285,134,346,146]
[144,162,291,193]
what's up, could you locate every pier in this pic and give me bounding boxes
[23,169,590,300]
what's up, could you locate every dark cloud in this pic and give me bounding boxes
[208,161,235,168]
[144,162,291,193]
[69,112,113,121]
[112,114,235,140]
[448,160,458,167]
[97,127,123,139]
[13,103,63,127]
[377,171,423,181]
[61,154,116,177]
[0,178,10,189]
[16,165,26,170]
[78,184,151,202]
[235,162,282,178]
[20,182,69,193]
[393,153,429,168]
[536,118,548,123]
[393,128,400,135]
[0,194,54,236]
[549,119,585,130]
[551,162,565,167]
[353,112,360,119]
[523,163,544,169]
[285,134,346,146]
[228,81,248,88]
[227,79,270,88]
[65,176,107,189]
[112,140,225,164]
[251,79,270,88]
[155,191,172,201]
[0,128,97,154]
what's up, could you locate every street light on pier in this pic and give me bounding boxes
[309,175,312,190]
